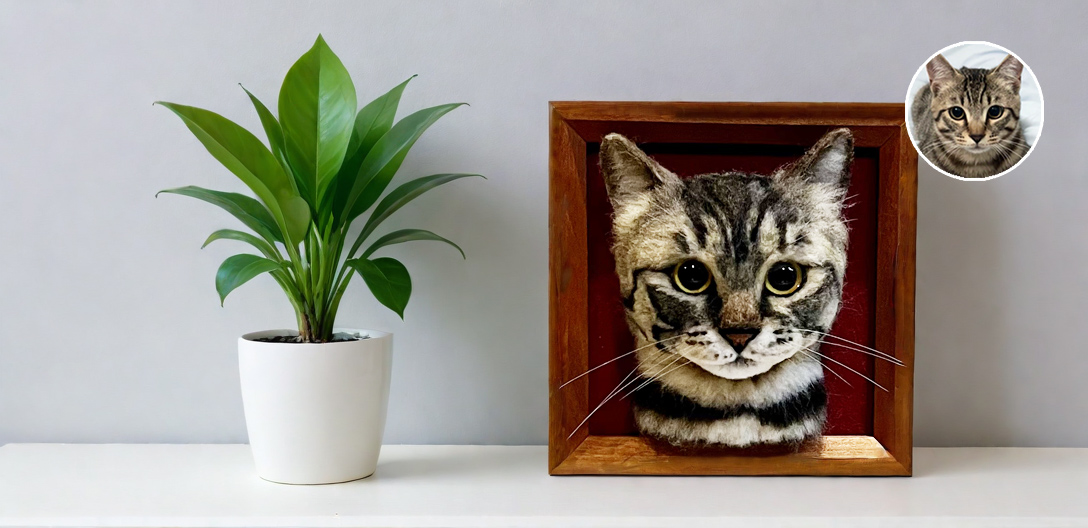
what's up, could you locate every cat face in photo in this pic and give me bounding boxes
[911,52,1029,178]
[601,130,852,382]
[925,53,1023,153]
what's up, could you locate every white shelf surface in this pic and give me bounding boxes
[1,444,1087,527]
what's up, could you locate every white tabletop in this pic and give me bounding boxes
[0,444,1086,527]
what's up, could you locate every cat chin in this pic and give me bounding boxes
[952,148,1007,167]
[963,145,998,155]
[687,353,794,380]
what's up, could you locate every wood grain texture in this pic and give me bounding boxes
[548,107,589,471]
[565,121,898,148]
[548,102,917,476]
[552,101,907,126]
[871,124,918,474]
[552,436,908,476]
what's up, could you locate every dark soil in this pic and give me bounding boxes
[253,333,370,344]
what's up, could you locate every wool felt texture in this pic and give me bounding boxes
[586,139,879,440]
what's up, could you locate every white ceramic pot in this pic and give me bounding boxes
[238,328,393,484]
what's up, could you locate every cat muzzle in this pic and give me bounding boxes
[720,328,759,352]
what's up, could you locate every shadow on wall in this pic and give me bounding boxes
[914,164,1013,447]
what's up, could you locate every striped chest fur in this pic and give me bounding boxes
[599,129,853,448]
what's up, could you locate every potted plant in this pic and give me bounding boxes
[156,35,480,484]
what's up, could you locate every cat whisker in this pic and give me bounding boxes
[599,343,678,404]
[797,349,852,388]
[988,143,1022,168]
[566,344,682,439]
[818,341,904,366]
[802,346,889,392]
[620,355,692,401]
[790,328,903,366]
[992,141,1026,164]
[558,335,683,389]
[919,141,947,158]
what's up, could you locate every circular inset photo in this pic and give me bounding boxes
[906,41,1043,181]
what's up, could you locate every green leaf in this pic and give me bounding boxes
[202,229,281,260]
[347,257,412,318]
[325,142,366,227]
[341,103,465,224]
[155,102,310,245]
[157,186,283,244]
[278,35,357,208]
[349,75,415,160]
[240,85,288,170]
[215,254,282,306]
[358,173,483,244]
[328,76,416,226]
[362,229,465,260]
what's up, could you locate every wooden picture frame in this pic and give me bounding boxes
[548,102,917,476]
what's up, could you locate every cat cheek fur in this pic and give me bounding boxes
[600,129,852,447]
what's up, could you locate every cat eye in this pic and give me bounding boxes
[672,260,712,294]
[987,105,1004,119]
[764,261,804,296]
[948,106,965,120]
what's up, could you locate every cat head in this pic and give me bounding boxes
[925,53,1024,154]
[600,129,852,380]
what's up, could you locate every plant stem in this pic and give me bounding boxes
[325,270,353,331]
[299,312,312,341]
[282,235,318,341]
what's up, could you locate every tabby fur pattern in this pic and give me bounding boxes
[911,54,1029,179]
[600,129,853,447]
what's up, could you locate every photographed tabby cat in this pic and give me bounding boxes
[600,129,853,448]
[911,53,1029,179]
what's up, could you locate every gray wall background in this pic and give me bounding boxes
[2,1,1086,447]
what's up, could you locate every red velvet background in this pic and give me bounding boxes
[585,143,879,436]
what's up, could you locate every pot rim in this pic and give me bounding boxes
[240,328,391,345]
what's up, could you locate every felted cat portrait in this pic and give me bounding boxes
[598,129,856,448]
[911,53,1029,179]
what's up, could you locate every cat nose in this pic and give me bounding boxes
[969,134,985,144]
[720,328,759,351]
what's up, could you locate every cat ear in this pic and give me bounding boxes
[926,54,958,96]
[599,133,679,206]
[783,128,853,189]
[992,54,1023,92]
